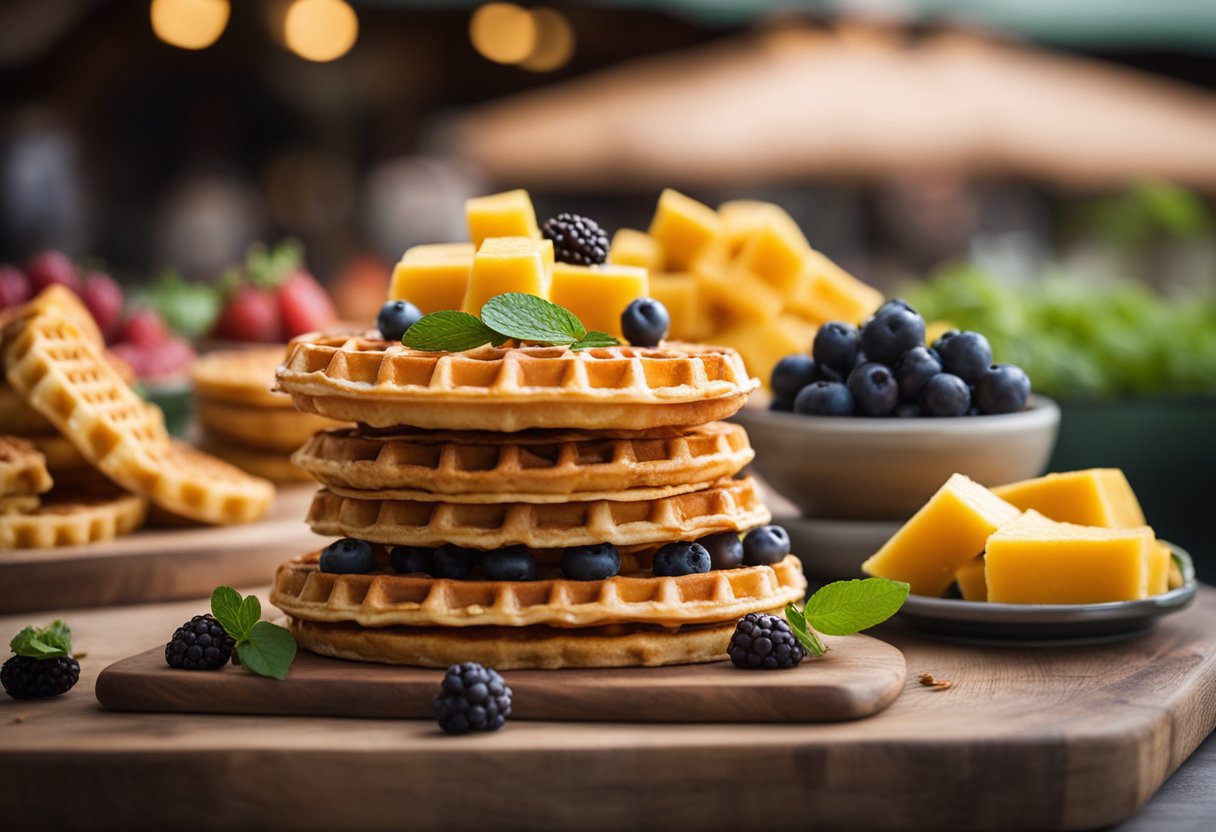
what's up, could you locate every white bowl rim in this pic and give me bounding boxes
[735,395,1060,436]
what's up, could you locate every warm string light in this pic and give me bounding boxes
[284,0,359,62]
[150,0,231,51]
[469,4,574,71]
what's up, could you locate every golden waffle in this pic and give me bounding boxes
[3,311,275,525]
[0,436,53,497]
[0,488,146,548]
[272,551,805,628]
[0,384,55,434]
[306,476,771,549]
[291,617,754,669]
[25,433,91,475]
[198,435,316,485]
[276,333,758,431]
[293,422,753,499]
[191,347,293,408]
[196,398,336,453]
[0,495,40,515]
[0,284,102,349]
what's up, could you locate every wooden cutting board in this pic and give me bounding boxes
[0,486,324,613]
[95,633,907,723]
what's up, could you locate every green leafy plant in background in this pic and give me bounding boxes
[132,270,221,339]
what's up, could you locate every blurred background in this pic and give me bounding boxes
[2,0,1214,573]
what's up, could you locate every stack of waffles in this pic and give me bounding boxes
[191,347,344,484]
[0,287,276,548]
[271,332,807,669]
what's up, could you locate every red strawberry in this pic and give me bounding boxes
[0,265,32,309]
[24,250,81,294]
[214,285,282,343]
[140,336,196,381]
[277,270,337,338]
[120,308,169,349]
[81,271,125,342]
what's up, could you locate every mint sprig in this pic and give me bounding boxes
[785,577,910,657]
[400,293,620,352]
[10,619,73,659]
[210,586,297,680]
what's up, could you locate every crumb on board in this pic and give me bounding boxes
[919,672,953,691]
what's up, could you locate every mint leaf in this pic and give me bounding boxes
[236,621,297,681]
[571,330,620,351]
[784,603,826,657]
[481,293,585,344]
[804,578,910,636]
[10,620,72,659]
[237,594,262,637]
[402,310,508,352]
[210,586,244,638]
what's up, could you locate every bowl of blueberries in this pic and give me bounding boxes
[733,299,1060,521]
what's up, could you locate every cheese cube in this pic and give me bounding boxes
[788,250,883,325]
[992,469,1146,529]
[549,263,649,340]
[985,512,1155,604]
[649,273,712,342]
[1149,540,1172,595]
[861,473,1021,597]
[389,243,474,314]
[462,237,554,316]
[466,190,541,248]
[712,315,817,384]
[648,189,723,272]
[737,216,812,296]
[608,229,664,273]
[719,200,783,256]
[954,557,987,602]
[696,266,783,325]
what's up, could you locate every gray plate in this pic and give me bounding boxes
[897,544,1197,645]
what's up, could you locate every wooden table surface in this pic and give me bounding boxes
[2,587,1215,832]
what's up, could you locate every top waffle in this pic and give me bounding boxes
[275,332,758,431]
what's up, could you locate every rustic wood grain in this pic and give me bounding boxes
[1,588,1215,831]
[0,487,323,613]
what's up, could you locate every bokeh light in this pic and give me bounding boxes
[520,8,575,73]
[149,0,231,51]
[469,4,537,65]
[284,0,359,63]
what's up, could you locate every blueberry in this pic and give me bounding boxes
[481,546,537,581]
[319,538,377,574]
[742,525,791,566]
[893,403,921,418]
[560,543,621,581]
[653,542,711,577]
[793,381,855,416]
[697,531,744,570]
[919,372,971,417]
[770,354,817,403]
[812,361,843,384]
[621,298,670,347]
[935,330,992,385]
[377,300,423,342]
[852,350,869,369]
[812,322,859,376]
[975,364,1031,414]
[895,345,942,402]
[846,363,898,417]
[390,545,435,574]
[875,298,917,317]
[859,305,925,365]
[432,544,476,579]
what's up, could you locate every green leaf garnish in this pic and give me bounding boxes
[571,331,620,351]
[784,603,826,657]
[803,578,910,636]
[209,586,296,680]
[402,310,509,352]
[9,619,73,660]
[481,292,585,344]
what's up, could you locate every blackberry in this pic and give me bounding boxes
[165,614,235,671]
[541,213,609,266]
[728,613,805,670]
[433,662,513,735]
[1,655,80,699]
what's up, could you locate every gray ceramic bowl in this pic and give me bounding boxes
[733,396,1061,521]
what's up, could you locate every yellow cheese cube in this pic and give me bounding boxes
[985,512,1155,604]
[737,216,812,296]
[1149,540,1172,595]
[649,273,712,342]
[462,237,554,316]
[607,229,664,273]
[711,315,817,384]
[648,189,723,272]
[549,263,649,340]
[696,266,783,325]
[861,473,1021,597]
[991,469,1146,529]
[389,243,474,314]
[954,557,987,602]
[718,200,783,256]
[789,250,883,325]
[466,190,541,248]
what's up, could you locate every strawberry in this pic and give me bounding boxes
[80,271,125,342]
[213,285,282,343]
[0,265,32,309]
[120,308,169,349]
[24,250,81,294]
[139,336,196,381]
[277,269,337,338]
